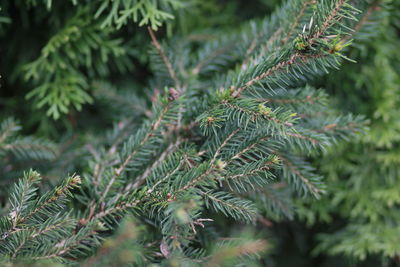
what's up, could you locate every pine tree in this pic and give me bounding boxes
[0,0,390,265]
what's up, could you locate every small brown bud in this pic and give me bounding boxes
[168,88,180,101]
[207,117,215,123]
[55,189,63,196]
[215,159,227,170]
[70,175,81,185]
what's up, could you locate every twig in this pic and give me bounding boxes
[125,138,182,191]
[148,27,180,88]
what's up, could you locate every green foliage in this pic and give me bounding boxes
[0,118,57,191]
[0,170,86,262]
[291,1,400,264]
[0,0,396,265]
[22,9,130,119]
[0,0,190,120]
[95,0,186,30]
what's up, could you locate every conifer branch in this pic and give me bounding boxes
[0,119,19,144]
[0,0,385,263]
[252,28,283,65]
[221,101,293,127]
[200,190,257,221]
[11,219,72,259]
[231,53,300,98]
[3,143,56,156]
[91,120,132,191]
[341,0,382,43]
[230,142,261,161]
[311,0,347,40]
[257,95,321,104]
[232,0,352,98]
[281,0,315,45]
[241,34,261,70]
[248,0,314,68]
[193,45,234,75]
[287,132,319,144]
[20,175,81,224]
[93,200,141,220]
[279,154,323,196]
[255,186,292,216]
[205,239,267,266]
[125,138,183,191]
[225,161,274,181]
[148,27,180,88]
[98,101,173,205]
[178,168,215,193]
[147,157,185,194]
[211,128,240,164]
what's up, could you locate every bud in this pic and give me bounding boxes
[168,88,180,101]
[70,175,82,186]
[95,221,108,231]
[294,35,308,51]
[258,104,272,116]
[55,188,63,196]
[216,159,227,170]
[330,41,345,54]
[271,156,280,164]
[175,208,190,224]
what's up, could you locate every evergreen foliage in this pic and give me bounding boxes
[0,0,188,119]
[0,0,397,265]
[0,118,58,193]
[292,1,400,264]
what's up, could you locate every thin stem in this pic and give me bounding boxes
[148,27,180,88]
[211,128,240,165]
[97,102,172,207]
[125,138,182,191]
[341,0,381,43]
[229,137,269,163]
[279,154,323,196]
[282,0,315,45]
[192,45,234,75]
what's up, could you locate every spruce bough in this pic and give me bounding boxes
[0,0,385,265]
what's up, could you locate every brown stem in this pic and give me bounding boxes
[148,27,180,88]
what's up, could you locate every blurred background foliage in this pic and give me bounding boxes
[0,0,281,135]
[1,0,399,265]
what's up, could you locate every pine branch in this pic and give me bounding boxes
[341,0,382,43]
[125,138,183,191]
[11,175,81,233]
[225,161,274,181]
[192,44,234,75]
[92,200,141,221]
[146,150,191,194]
[0,0,385,263]
[201,190,257,222]
[98,100,174,205]
[282,0,316,44]
[229,137,269,162]
[279,153,324,197]
[0,119,20,145]
[211,128,240,164]
[148,27,180,88]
